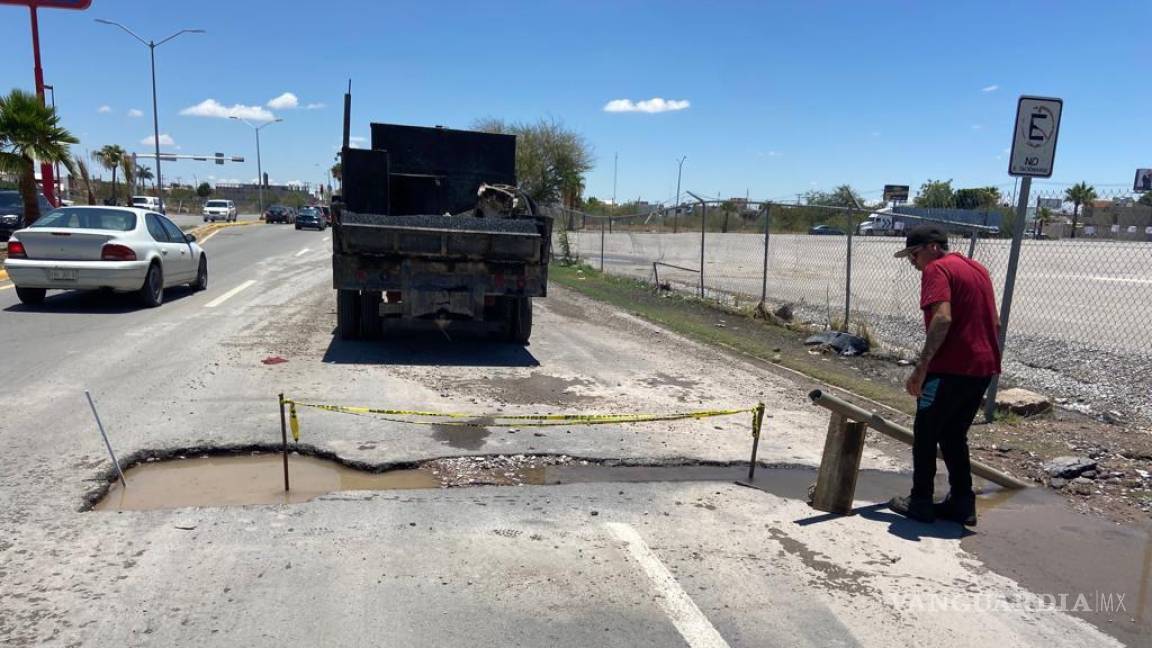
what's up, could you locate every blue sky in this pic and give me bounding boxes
[1,0,1148,203]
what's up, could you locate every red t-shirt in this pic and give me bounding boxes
[920,253,1002,376]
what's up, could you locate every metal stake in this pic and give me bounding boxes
[968,227,978,258]
[746,402,766,481]
[279,393,290,491]
[984,176,1031,422]
[85,391,126,488]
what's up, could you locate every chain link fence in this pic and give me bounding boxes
[548,186,1152,423]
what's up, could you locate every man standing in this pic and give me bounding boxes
[889,225,1001,525]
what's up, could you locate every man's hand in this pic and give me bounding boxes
[906,366,927,397]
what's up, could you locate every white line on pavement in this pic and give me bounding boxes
[0,283,12,291]
[322,236,330,242]
[197,229,224,245]
[295,248,311,257]
[604,522,730,648]
[204,279,257,308]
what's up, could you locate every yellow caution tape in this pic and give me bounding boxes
[281,398,766,439]
[289,401,300,442]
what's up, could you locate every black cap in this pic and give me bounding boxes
[894,225,948,258]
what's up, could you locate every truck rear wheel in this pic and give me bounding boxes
[337,289,361,340]
[360,290,383,339]
[507,297,533,345]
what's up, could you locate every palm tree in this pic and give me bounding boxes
[1065,182,1097,239]
[120,155,135,199]
[73,157,96,204]
[137,165,154,193]
[0,88,77,225]
[92,144,127,205]
[1035,207,1051,239]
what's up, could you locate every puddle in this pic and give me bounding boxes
[429,418,493,450]
[94,454,440,511]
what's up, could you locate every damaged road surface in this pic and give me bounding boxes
[0,224,1145,647]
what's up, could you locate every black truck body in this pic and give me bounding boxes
[332,123,551,343]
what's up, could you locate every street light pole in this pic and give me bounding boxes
[674,155,687,234]
[43,84,63,200]
[95,20,203,214]
[230,117,283,216]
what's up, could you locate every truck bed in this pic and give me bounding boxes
[339,212,545,262]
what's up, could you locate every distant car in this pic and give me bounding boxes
[0,190,55,241]
[809,225,846,235]
[295,207,326,231]
[202,199,237,222]
[132,195,164,214]
[3,206,208,307]
[264,204,294,224]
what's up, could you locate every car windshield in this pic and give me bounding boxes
[206,201,228,207]
[132,197,151,204]
[31,208,137,231]
[299,208,317,216]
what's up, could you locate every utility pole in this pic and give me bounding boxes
[674,156,686,233]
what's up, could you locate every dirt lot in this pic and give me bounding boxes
[552,263,1152,526]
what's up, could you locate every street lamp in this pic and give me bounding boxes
[95,19,203,213]
[42,84,63,200]
[229,117,282,215]
[674,156,687,233]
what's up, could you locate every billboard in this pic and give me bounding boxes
[1134,169,1152,193]
[883,184,910,202]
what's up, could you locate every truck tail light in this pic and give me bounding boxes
[101,243,137,261]
[6,240,26,258]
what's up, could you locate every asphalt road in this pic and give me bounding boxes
[0,224,1139,647]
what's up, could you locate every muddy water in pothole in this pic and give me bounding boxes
[93,455,440,511]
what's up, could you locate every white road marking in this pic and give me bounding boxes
[197,229,225,245]
[604,522,730,648]
[294,247,310,257]
[204,279,256,308]
[322,236,330,242]
[0,283,12,292]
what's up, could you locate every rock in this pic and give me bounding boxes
[1137,469,1150,480]
[1048,478,1067,489]
[1103,410,1124,425]
[1081,470,1098,480]
[1042,456,1097,479]
[773,304,794,322]
[995,388,1053,417]
[896,359,912,367]
[1068,477,1094,495]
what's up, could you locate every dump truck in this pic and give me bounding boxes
[330,112,550,344]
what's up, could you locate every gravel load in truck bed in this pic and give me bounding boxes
[343,212,540,235]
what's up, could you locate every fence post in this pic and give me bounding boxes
[686,192,707,298]
[843,208,854,329]
[984,176,1031,422]
[967,227,978,258]
[760,203,772,305]
[600,217,605,272]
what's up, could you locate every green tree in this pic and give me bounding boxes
[1139,192,1152,207]
[73,157,96,204]
[803,185,862,208]
[954,186,1001,210]
[0,88,77,224]
[1034,206,1051,239]
[92,144,127,205]
[914,179,955,208]
[719,200,736,233]
[196,182,213,198]
[120,155,135,198]
[137,164,153,192]
[473,117,594,205]
[1064,181,1097,239]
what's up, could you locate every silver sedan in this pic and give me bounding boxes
[3,206,208,307]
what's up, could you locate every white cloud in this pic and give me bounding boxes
[305,102,326,110]
[349,135,368,149]
[267,92,299,110]
[141,133,176,146]
[981,85,999,93]
[180,98,275,121]
[128,108,144,118]
[603,97,691,113]
[97,105,112,113]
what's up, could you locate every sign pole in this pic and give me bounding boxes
[28,5,56,206]
[984,175,1031,422]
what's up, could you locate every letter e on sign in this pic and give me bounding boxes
[1009,96,1062,177]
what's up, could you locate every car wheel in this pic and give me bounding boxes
[15,286,46,305]
[295,224,301,230]
[203,217,209,222]
[138,262,163,307]
[192,256,208,291]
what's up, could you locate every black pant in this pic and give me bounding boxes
[911,373,992,501]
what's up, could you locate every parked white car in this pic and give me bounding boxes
[3,206,208,307]
[202,199,237,222]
